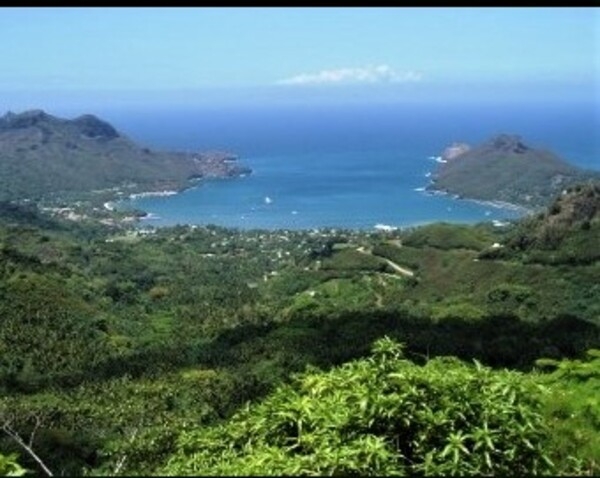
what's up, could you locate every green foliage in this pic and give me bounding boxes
[0,110,249,201]
[536,350,600,475]
[372,242,422,270]
[0,271,112,391]
[284,277,380,318]
[0,453,26,476]
[431,135,599,208]
[0,368,248,476]
[0,197,597,475]
[164,338,555,476]
[431,299,486,323]
[402,222,494,251]
[503,182,600,265]
[320,248,388,272]
[486,283,535,317]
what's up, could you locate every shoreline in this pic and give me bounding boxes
[124,173,246,203]
[128,190,179,200]
[468,198,533,215]
[126,211,522,233]
[421,186,534,216]
[114,174,243,213]
[120,192,533,233]
[113,168,531,232]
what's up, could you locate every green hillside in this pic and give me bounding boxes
[0,110,250,201]
[429,134,599,209]
[165,338,593,476]
[495,181,600,265]
[0,186,597,475]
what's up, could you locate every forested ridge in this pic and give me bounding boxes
[0,183,598,475]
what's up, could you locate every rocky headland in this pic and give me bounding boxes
[427,134,599,209]
[0,110,251,202]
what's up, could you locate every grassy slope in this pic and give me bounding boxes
[0,111,247,201]
[431,135,598,208]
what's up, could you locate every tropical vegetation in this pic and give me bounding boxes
[0,182,598,475]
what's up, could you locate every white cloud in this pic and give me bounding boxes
[277,65,423,86]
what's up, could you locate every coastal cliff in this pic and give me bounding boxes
[441,142,471,161]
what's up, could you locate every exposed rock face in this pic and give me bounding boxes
[441,142,471,161]
[0,110,251,201]
[427,134,600,209]
[488,134,529,154]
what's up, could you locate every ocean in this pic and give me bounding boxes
[109,101,599,230]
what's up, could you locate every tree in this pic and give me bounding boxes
[1,408,54,476]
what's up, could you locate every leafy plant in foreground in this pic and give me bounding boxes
[536,349,600,475]
[163,337,555,476]
[0,452,26,476]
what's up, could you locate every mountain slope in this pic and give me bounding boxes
[0,110,250,201]
[503,182,600,264]
[428,134,598,208]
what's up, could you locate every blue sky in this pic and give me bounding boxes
[0,7,597,112]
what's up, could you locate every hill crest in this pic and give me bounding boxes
[0,110,250,201]
[428,133,598,208]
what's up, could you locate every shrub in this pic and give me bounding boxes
[163,337,555,476]
[0,453,26,476]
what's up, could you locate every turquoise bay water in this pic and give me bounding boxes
[113,102,598,230]
[124,150,524,230]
